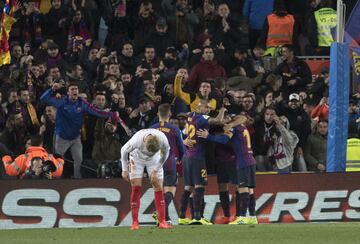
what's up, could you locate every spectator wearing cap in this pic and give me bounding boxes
[257,0,299,56]
[304,120,328,172]
[243,0,274,49]
[273,45,312,97]
[144,18,175,58]
[43,0,68,52]
[164,0,200,47]
[188,46,226,92]
[40,83,119,178]
[277,93,312,172]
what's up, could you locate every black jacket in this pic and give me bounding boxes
[273,57,312,96]
[277,104,312,149]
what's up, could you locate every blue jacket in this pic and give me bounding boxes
[40,89,113,140]
[243,0,274,30]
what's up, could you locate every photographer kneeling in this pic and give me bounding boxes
[2,135,64,179]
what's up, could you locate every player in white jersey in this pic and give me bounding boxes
[121,129,172,230]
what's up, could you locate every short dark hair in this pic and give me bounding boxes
[264,105,276,113]
[67,83,79,91]
[18,87,29,95]
[145,45,155,51]
[31,135,43,146]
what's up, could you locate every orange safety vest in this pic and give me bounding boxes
[2,146,64,178]
[266,13,295,48]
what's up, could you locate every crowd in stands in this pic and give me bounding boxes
[0,0,359,179]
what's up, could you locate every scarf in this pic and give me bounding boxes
[27,103,40,127]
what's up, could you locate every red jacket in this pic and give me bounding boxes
[188,58,226,91]
[311,103,329,121]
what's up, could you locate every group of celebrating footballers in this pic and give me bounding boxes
[121,74,257,230]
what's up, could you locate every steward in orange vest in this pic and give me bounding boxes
[2,135,64,178]
[258,0,298,54]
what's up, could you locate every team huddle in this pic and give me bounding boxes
[121,76,257,230]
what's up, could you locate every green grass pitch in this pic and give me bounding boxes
[0,223,359,244]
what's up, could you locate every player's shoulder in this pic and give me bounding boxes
[150,122,160,129]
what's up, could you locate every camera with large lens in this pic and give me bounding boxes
[97,160,122,179]
[41,160,57,174]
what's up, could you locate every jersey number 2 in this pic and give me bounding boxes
[185,124,196,140]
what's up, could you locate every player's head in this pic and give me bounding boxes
[158,103,171,121]
[144,135,161,154]
[230,114,248,126]
[67,83,79,101]
[197,99,211,115]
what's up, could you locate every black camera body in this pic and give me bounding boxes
[41,160,57,175]
[97,160,122,179]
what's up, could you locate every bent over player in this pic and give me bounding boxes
[121,129,171,230]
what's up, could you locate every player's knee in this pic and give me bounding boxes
[237,187,249,193]
[184,185,194,192]
[152,180,163,191]
[130,178,142,186]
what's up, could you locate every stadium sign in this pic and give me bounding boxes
[0,173,360,229]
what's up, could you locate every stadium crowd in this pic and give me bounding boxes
[1,0,360,179]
